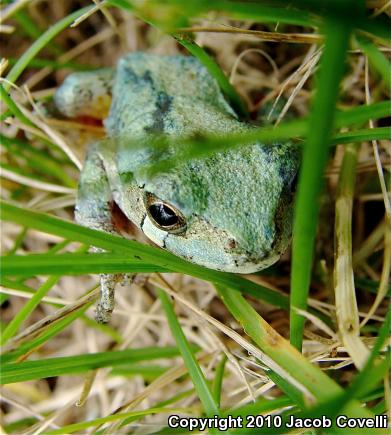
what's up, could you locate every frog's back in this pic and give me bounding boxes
[105,52,238,138]
[106,52,253,179]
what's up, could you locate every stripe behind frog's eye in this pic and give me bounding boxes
[144,192,186,234]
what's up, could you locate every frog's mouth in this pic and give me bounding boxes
[140,215,281,274]
[196,256,280,274]
[163,234,281,273]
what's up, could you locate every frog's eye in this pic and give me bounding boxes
[144,193,186,234]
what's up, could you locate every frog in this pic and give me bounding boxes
[54,52,300,323]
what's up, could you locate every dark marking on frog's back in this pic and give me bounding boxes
[120,63,173,133]
[122,65,153,86]
[144,91,173,133]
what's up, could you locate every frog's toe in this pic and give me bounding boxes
[95,303,113,324]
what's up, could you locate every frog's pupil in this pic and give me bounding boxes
[149,203,178,227]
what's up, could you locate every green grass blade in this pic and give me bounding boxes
[333,127,390,144]
[212,0,317,26]
[7,57,94,71]
[1,244,87,345]
[110,363,167,380]
[107,0,314,26]
[212,353,227,407]
[266,370,306,407]
[359,14,391,42]
[0,277,39,294]
[334,101,389,127]
[14,10,63,56]
[120,389,196,429]
[0,250,292,310]
[158,287,220,416]
[213,0,389,41]
[1,253,168,276]
[6,227,28,256]
[0,276,60,346]
[1,346,192,384]
[140,105,390,177]
[290,14,354,351]
[1,163,75,194]
[216,285,340,400]
[46,407,188,435]
[0,85,34,126]
[357,35,391,90]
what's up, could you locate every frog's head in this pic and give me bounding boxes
[134,143,299,273]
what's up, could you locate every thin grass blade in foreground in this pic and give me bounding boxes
[290,7,355,351]
[1,252,169,276]
[43,407,188,435]
[1,243,89,346]
[158,286,220,417]
[0,85,34,127]
[212,354,227,407]
[0,134,76,187]
[137,103,390,177]
[357,35,391,90]
[1,346,191,384]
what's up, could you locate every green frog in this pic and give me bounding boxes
[55,52,300,322]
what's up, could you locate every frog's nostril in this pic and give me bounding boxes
[227,238,237,249]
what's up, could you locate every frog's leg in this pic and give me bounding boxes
[75,142,122,323]
[54,69,114,119]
